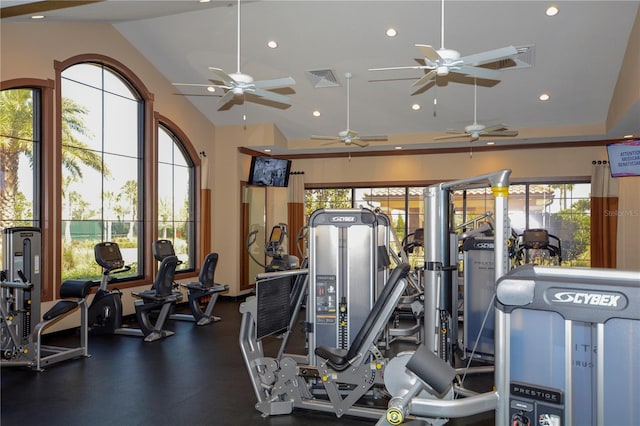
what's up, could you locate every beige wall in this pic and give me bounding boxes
[1,19,637,316]
[294,145,605,185]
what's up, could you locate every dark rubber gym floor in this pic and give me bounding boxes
[1,298,494,426]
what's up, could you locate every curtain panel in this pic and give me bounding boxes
[287,172,305,261]
[590,162,619,268]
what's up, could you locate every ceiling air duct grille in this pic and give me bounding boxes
[305,69,341,88]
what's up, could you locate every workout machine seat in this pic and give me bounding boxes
[152,240,228,326]
[315,263,411,372]
[132,255,182,342]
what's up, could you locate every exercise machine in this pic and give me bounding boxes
[307,208,382,364]
[513,228,562,265]
[1,227,91,371]
[240,263,416,420]
[89,242,181,342]
[495,265,639,425]
[381,265,640,425]
[246,223,299,272]
[152,239,229,326]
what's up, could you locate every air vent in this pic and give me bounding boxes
[305,69,341,88]
[486,45,535,70]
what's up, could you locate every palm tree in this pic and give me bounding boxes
[120,180,138,240]
[1,88,105,230]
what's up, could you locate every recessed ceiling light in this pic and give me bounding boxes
[386,28,397,37]
[263,149,271,153]
[539,93,550,101]
[546,5,559,16]
[312,110,321,117]
[206,86,216,93]
[267,40,278,49]
[199,0,211,3]
[411,103,421,111]
[31,15,45,19]
[395,146,403,150]
[623,134,635,138]
[486,141,496,145]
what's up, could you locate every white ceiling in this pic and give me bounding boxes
[3,0,639,156]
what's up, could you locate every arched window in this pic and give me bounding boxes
[157,124,195,271]
[60,62,144,280]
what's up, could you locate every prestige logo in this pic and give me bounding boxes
[475,242,494,249]
[329,216,356,223]
[549,289,625,309]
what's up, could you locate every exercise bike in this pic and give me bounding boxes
[152,239,229,326]
[88,242,181,342]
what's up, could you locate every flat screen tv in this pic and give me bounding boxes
[248,156,291,187]
[606,140,640,177]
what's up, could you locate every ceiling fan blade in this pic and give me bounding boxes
[254,77,296,90]
[412,69,438,87]
[415,44,442,63]
[352,140,369,148]
[483,123,509,132]
[483,130,519,137]
[311,135,340,141]
[455,65,503,80]
[172,83,228,89]
[369,65,431,72]
[434,133,468,141]
[359,135,388,141]
[217,90,236,108]
[251,88,291,104]
[460,45,518,67]
[321,140,343,146]
[208,67,236,86]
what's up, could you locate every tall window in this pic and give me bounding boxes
[306,181,591,267]
[157,124,195,271]
[60,63,143,280]
[0,88,41,270]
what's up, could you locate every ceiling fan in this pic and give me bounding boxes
[369,0,517,90]
[173,0,295,110]
[311,72,388,148]
[435,80,518,142]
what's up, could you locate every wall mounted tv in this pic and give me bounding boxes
[248,156,292,187]
[606,140,640,177]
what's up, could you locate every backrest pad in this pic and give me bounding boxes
[199,253,219,287]
[346,263,410,360]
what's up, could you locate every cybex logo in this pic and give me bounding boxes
[330,216,356,223]
[551,291,623,308]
